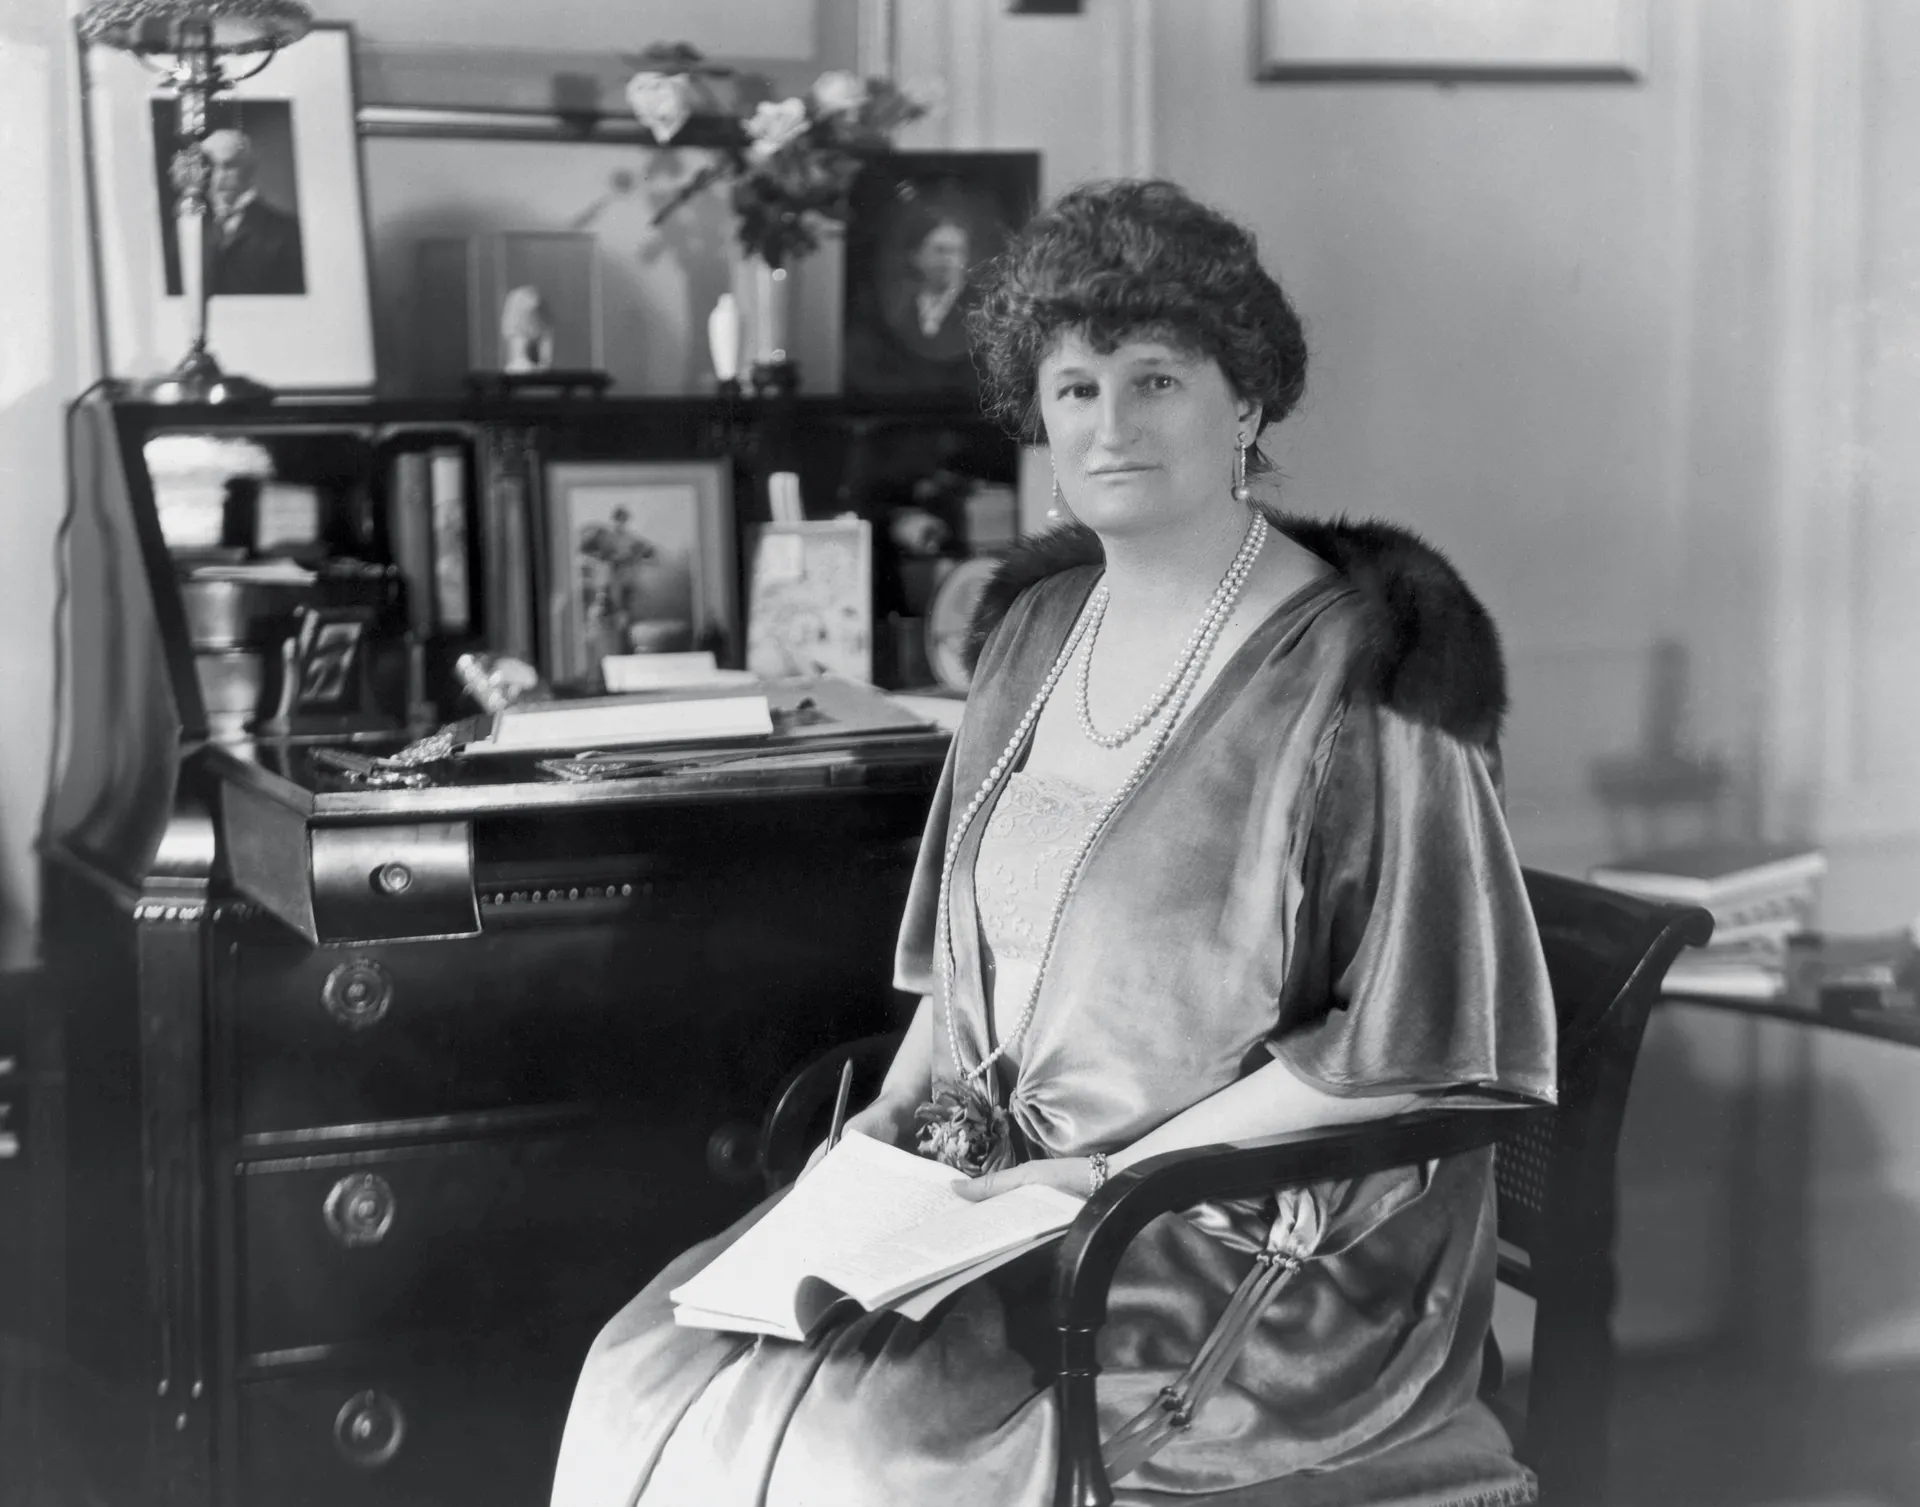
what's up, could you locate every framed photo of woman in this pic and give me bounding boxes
[81,22,377,390]
[542,459,738,689]
[842,152,1040,402]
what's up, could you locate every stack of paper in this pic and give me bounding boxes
[670,1133,1082,1341]
[463,683,774,756]
[1590,841,1827,1000]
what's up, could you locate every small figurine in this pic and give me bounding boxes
[500,285,556,373]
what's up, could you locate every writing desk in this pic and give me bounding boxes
[1657,988,1919,1377]
[1663,991,1920,1050]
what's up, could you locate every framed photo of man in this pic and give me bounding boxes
[151,100,306,298]
[82,22,376,390]
[842,153,1040,403]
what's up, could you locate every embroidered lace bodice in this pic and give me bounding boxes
[973,769,1107,1051]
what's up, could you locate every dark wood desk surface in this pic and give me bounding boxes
[1664,990,1920,1049]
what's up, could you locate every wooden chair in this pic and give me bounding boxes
[759,869,1712,1507]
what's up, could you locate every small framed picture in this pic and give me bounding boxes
[256,603,384,735]
[1254,0,1647,81]
[842,152,1040,402]
[542,459,737,688]
[82,22,377,389]
[745,520,874,683]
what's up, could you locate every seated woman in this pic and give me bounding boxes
[551,179,1555,1507]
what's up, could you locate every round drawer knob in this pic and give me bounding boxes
[321,959,393,1030]
[323,1172,396,1247]
[333,1389,406,1469]
[372,861,415,896]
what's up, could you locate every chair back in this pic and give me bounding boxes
[1496,869,1712,1506]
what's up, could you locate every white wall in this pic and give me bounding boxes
[0,0,90,969]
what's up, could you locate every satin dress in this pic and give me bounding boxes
[549,568,1556,1507]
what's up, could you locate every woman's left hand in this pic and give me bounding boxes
[954,1157,1097,1202]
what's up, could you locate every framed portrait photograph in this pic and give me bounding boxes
[745,520,874,684]
[1254,0,1647,81]
[83,22,377,389]
[842,152,1040,402]
[542,459,737,688]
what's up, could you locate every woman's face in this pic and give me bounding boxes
[1037,331,1257,539]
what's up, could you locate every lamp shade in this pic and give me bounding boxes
[77,0,314,56]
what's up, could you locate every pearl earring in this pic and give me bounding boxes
[1047,467,1065,524]
[1231,433,1253,504]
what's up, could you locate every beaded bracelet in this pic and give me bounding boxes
[1088,1151,1110,1195]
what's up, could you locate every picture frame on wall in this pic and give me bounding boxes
[842,152,1041,402]
[82,22,377,390]
[542,459,737,688]
[745,519,874,684]
[1254,0,1648,82]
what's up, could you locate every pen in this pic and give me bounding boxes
[826,1058,855,1152]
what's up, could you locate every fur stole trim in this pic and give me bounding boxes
[964,512,1507,747]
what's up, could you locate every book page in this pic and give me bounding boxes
[815,1182,1083,1310]
[668,1134,969,1328]
[885,1228,1065,1323]
[668,1134,1081,1333]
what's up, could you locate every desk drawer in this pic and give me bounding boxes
[236,1127,747,1360]
[220,919,704,1135]
[238,1356,579,1507]
[236,1121,744,1359]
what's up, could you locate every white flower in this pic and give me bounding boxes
[744,96,810,160]
[810,70,868,117]
[626,71,694,144]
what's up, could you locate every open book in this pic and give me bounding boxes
[670,1132,1084,1341]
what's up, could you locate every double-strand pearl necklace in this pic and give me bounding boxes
[1075,511,1269,749]
[935,514,1269,1087]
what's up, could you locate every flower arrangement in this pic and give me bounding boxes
[626,44,932,269]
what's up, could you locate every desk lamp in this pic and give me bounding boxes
[79,0,314,404]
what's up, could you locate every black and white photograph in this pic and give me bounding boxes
[9,2,1920,1506]
[542,458,737,687]
[842,151,1040,400]
[83,21,374,389]
[151,100,308,297]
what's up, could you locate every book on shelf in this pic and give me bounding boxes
[1588,840,1827,908]
[669,1132,1083,1341]
[428,446,471,634]
[387,450,434,636]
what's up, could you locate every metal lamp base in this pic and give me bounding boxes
[140,346,274,406]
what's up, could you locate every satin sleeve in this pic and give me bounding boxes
[1269,699,1557,1106]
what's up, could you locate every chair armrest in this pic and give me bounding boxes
[1050,1107,1508,1507]
[757,1031,905,1190]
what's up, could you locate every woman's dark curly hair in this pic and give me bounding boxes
[967,179,1308,468]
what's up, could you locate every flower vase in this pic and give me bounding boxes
[736,250,798,397]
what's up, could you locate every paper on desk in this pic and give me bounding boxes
[601,652,759,693]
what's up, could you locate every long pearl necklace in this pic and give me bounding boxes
[1075,511,1269,749]
[935,515,1270,1088]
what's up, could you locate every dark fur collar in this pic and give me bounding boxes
[965,512,1507,747]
